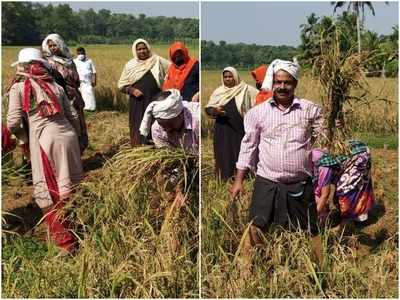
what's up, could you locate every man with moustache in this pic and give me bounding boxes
[229,59,324,267]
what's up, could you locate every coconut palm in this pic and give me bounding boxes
[331,2,386,55]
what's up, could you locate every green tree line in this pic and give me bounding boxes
[2,2,199,45]
[202,11,397,77]
[201,40,299,70]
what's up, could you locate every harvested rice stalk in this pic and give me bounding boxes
[107,146,198,196]
[312,27,370,156]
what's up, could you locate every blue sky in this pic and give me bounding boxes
[39,1,398,46]
[201,1,399,46]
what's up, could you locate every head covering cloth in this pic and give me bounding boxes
[261,59,300,91]
[139,89,184,136]
[251,65,267,86]
[162,41,198,92]
[42,33,74,67]
[206,66,258,116]
[117,38,170,90]
[10,48,61,116]
[18,62,61,116]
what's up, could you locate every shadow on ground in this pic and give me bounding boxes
[325,200,392,253]
[2,202,43,235]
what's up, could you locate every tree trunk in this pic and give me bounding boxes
[381,60,386,78]
[356,14,361,55]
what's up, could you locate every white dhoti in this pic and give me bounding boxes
[79,81,96,111]
[74,57,97,111]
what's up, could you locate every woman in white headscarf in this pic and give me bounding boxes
[42,33,88,153]
[118,39,170,147]
[205,66,258,180]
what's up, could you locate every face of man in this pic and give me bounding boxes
[136,43,150,60]
[47,40,61,56]
[223,71,236,88]
[172,50,185,66]
[157,113,184,134]
[77,49,86,60]
[272,70,297,104]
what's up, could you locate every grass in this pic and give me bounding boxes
[353,132,398,150]
[312,31,367,151]
[201,70,398,137]
[2,140,199,298]
[2,44,199,298]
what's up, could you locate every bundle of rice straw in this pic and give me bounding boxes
[312,27,369,157]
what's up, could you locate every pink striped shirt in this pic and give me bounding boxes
[236,97,323,183]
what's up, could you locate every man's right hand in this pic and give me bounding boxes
[229,180,244,199]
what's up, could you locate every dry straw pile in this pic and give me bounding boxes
[312,27,384,156]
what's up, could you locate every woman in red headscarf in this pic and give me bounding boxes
[7,48,83,253]
[162,41,199,101]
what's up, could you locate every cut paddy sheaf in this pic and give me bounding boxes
[310,26,396,156]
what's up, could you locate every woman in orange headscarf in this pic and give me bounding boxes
[162,41,199,102]
[250,65,273,105]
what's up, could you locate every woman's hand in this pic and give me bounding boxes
[131,88,143,98]
[214,106,226,116]
[316,198,327,214]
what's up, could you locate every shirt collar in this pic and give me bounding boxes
[269,96,302,110]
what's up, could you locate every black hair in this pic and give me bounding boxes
[153,90,172,102]
[76,47,86,53]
